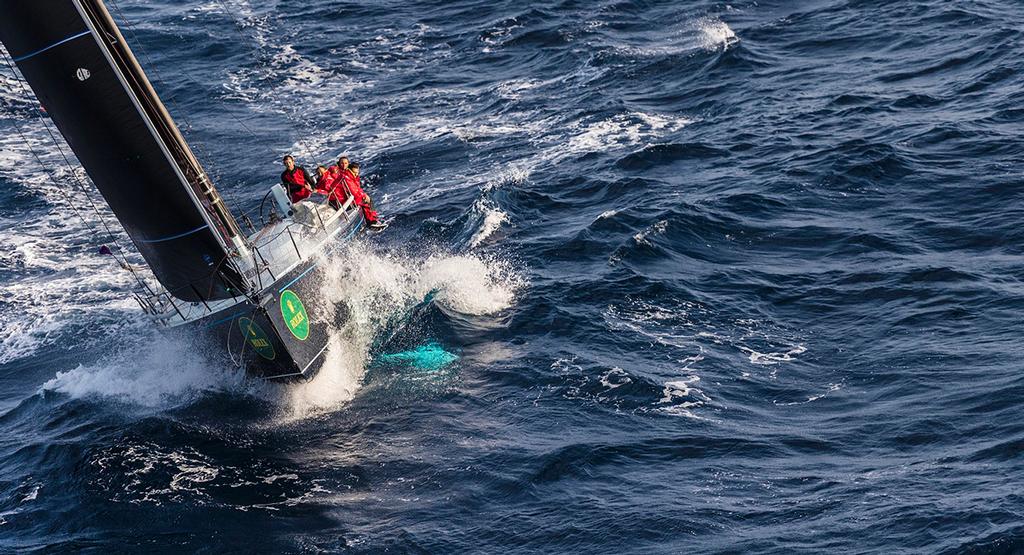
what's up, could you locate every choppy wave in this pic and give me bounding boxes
[0,113,141,366]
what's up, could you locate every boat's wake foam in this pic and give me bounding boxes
[41,334,248,409]
[39,242,522,419]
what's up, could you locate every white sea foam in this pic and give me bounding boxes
[479,20,524,51]
[550,355,711,417]
[599,17,737,58]
[385,109,552,148]
[599,367,631,390]
[0,480,41,525]
[633,220,669,247]
[495,79,543,100]
[657,376,708,418]
[1,318,65,368]
[89,442,229,505]
[808,382,842,402]
[738,345,808,365]
[696,17,738,51]
[485,165,531,191]
[467,203,510,249]
[0,51,36,107]
[558,112,695,160]
[41,334,247,408]
[660,376,701,403]
[773,383,843,406]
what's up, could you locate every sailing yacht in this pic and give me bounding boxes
[0,1,364,379]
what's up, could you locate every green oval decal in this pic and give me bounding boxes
[239,317,275,360]
[280,289,310,341]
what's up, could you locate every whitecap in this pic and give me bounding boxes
[599,367,632,390]
[40,334,248,408]
[633,220,669,247]
[657,375,709,418]
[696,17,738,51]
[283,244,525,418]
[559,112,695,160]
[467,204,510,249]
[738,345,808,365]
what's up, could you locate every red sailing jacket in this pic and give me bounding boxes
[325,166,352,204]
[282,166,313,203]
[341,170,367,202]
[341,170,379,222]
[316,166,339,195]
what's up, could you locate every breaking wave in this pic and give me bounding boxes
[696,17,738,51]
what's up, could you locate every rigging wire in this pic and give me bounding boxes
[1,44,257,313]
[0,47,153,293]
[0,4,336,315]
[2,52,126,243]
[106,0,249,258]
[98,1,257,301]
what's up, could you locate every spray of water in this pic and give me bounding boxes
[41,333,249,408]
[40,241,524,419]
[283,241,523,417]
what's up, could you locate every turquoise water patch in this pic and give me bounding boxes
[375,343,459,372]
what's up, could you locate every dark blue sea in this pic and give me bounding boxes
[2,0,1024,552]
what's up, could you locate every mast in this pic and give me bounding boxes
[0,0,250,303]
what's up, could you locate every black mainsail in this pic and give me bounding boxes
[0,0,247,302]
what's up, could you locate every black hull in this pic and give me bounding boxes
[191,220,363,381]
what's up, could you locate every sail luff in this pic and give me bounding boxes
[79,0,243,247]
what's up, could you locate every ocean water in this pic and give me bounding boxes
[1,0,1023,552]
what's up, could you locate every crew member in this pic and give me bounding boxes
[326,156,354,208]
[281,155,314,203]
[316,163,347,209]
[342,162,385,229]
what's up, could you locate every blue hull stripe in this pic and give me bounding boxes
[278,264,317,293]
[204,312,244,330]
[138,224,209,244]
[13,30,92,63]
